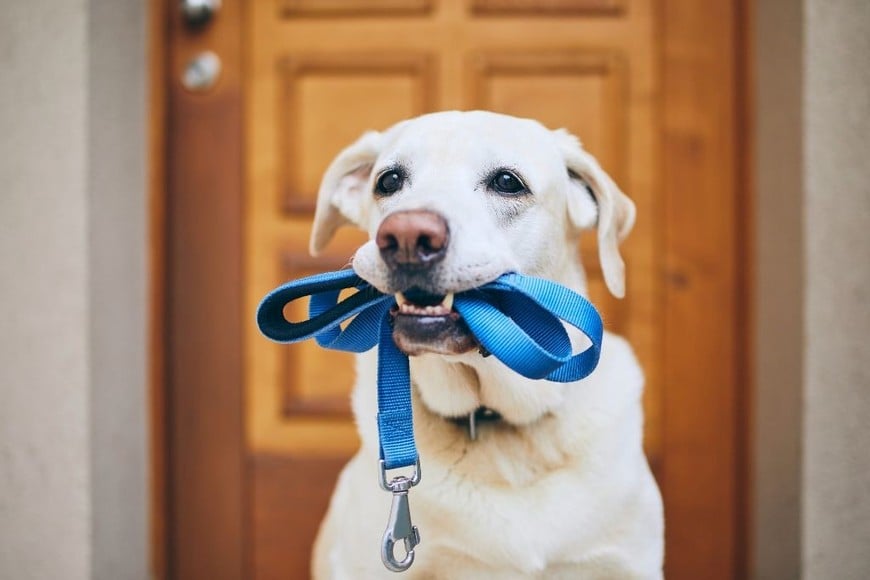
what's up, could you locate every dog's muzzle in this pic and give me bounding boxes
[376,210,475,355]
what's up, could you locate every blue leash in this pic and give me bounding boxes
[256,269,603,571]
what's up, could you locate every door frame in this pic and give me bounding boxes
[150,1,755,577]
[151,0,247,578]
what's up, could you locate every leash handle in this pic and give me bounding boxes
[256,269,388,348]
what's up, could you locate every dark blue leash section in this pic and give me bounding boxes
[256,269,604,471]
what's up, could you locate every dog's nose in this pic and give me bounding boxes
[376,210,449,269]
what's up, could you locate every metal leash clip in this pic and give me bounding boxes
[378,458,422,572]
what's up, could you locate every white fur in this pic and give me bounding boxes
[308,111,663,579]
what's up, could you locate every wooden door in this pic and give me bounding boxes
[162,1,749,578]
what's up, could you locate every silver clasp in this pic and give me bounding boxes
[379,458,422,572]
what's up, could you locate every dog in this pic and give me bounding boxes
[309,111,664,579]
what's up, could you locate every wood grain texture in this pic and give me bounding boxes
[660,0,744,577]
[467,52,625,169]
[277,53,436,214]
[279,0,433,17]
[166,0,246,578]
[471,0,624,15]
[250,454,349,580]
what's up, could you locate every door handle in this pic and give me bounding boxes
[180,0,221,28]
[182,51,221,92]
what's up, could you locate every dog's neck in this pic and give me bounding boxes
[408,351,583,487]
[409,363,581,487]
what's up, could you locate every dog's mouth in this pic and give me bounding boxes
[390,288,477,355]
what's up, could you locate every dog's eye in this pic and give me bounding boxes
[490,170,527,195]
[375,170,404,196]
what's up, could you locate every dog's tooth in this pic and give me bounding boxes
[442,293,454,311]
[395,292,407,307]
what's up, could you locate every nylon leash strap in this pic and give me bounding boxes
[256,269,603,571]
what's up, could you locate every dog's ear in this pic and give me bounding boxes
[554,129,636,298]
[309,130,382,255]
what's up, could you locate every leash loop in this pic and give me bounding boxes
[257,269,390,349]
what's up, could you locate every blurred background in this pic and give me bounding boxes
[1,0,868,579]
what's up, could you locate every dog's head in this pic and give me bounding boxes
[311,111,634,357]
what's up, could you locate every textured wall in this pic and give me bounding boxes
[0,1,91,578]
[803,0,870,578]
[88,0,148,578]
[755,0,870,577]
[0,0,147,578]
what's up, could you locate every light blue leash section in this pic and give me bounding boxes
[256,268,603,571]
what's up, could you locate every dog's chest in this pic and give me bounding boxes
[408,461,601,568]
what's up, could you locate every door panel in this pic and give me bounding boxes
[278,54,436,213]
[165,0,747,578]
[244,2,661,576]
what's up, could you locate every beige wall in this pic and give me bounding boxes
[87,0,148,578]
[0,0,147,578]
[754,0,870,578]
[0,1,91,577]
[802,0,870,577]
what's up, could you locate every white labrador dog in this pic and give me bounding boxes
[310,111,663,579]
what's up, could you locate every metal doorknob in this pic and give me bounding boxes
[180,0,221,27]
[182,51,222,92]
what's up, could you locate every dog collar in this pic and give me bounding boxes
[256,268,603,572]
[449,406,503,441]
